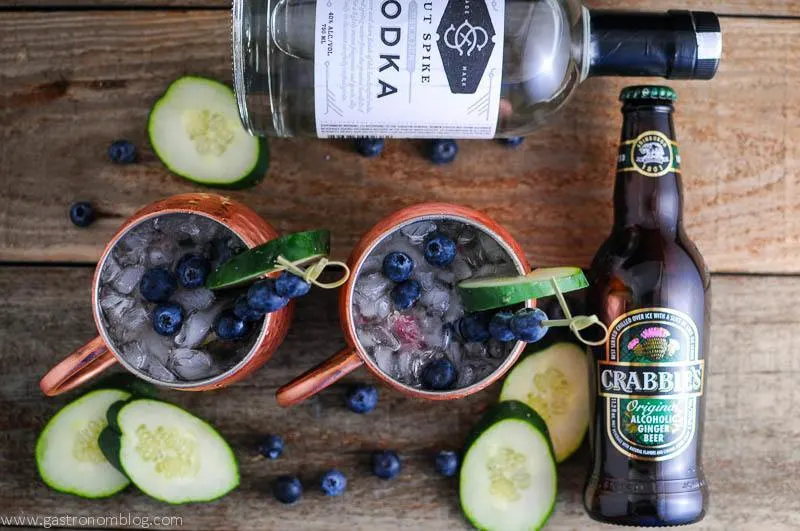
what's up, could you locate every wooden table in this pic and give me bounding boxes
[1,0,798,529]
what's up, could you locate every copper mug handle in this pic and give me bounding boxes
[40,336,118,396]
[275,347,363,407]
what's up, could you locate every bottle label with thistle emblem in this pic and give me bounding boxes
[598,308,703,461]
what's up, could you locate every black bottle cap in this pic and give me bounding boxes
[589,10,722,81]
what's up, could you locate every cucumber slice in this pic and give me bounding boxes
[36,389,132,498]
[460,401,556,531]
[112,399,239,504]
[458,267,588,312]
[149,76,269,189]
[206,230,331,289]
[500,343,589,462]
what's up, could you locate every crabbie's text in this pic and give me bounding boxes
[598,361,704,397]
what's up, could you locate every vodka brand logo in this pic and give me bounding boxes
[617,130,681,177]
[601,308,703,461]
[436,0,496,94]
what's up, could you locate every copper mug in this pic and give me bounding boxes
[276,203,532,406]
[40,193,292,396]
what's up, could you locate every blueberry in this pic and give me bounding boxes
[371,450,401,480]
[233,295,265,322]
[140,268,177,303]
[459,313,491,343]
[320,469,347,496]
[273,475,303,504]
[152,303,184,336]
[216,310,250,341]
[434,450,459,477]
[382,251,414,282]
[354,138,385,158]
[427,139,458,164]
[258,434,285,460]
[488,311,516,342]
[275,272,312,299]
[108,140,137,164]
[69,202,96,228]
[345,384,378,414]
[510,307,549,343]
[499,136,525,148]
[175,254,211,289]
[247,279,289,314]
[421,358,457,390]
[423,233,457,267]
[391,279,421,310]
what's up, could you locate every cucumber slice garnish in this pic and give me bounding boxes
[149,76,269,189]
[36,389,132,499]
[458,267,588,312]
[500,342,589,462]
[206,230,331,289]
[460,401,557,531]
[110,398,239,504]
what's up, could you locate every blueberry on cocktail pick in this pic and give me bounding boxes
[275,272,312,299]
[247,279,289,313]
[215,310,250,341]
[488,311,516,342]
[233,295,265,322]
[510,307,549,343]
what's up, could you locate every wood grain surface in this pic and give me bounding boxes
[0,1,797,17]
[1,13,799,273]
[0,268,797,530]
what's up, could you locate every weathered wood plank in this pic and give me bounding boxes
[1,14,798,273]
[0,1,797,17]
[0,268,798,530]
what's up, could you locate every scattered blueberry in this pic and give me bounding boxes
[354,138,385,158]
[215,310,250,340]
[233,295,265,322]
[152,303,184,336]
[140,268,177,303]
[345,384,379,414]
[421,358,458,391]
[427,139,458,164]
[488,311,516,342]
[458,313,491,343]
[434,450,460,477]
[320,469,347,496]
[372,450,402,480]
[423,233,457,267]
[275,272,312,299]
[382,251,414,282]
[258,434,285,460]
[108,140,137,164]
[499,136,525,148]
[68,202,96,228]
[175,254,211,288]
[391,279,421,310]
[247,279,289,313]
[511,307,549,343]
[273,475,303,504]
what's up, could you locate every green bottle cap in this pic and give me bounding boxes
[619,86,678,103]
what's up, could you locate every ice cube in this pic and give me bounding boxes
[396,349,426,384]
[209,237,243,268]
[120,341,148,370]
[421,284,450,315]
[478,232,508,263]
[487,339,508,359]
[400,221,437,244]
[472,360,498,383]
[360,255,383,275]
[357,325,401,352]
[464,342,488,360]
[444,298,465,324]
[168,348,215,380]
[175,304,224,349]
[100,255,122,284]
[436,220,463,240]
[153,215,202,242]
[99,287,135,327]
[172,288,215,313]
[119,306,150,344]
[416,271,435,292]
[451,257,473,281]
[373,346,396,376]
[137,326,172,364]
[456,364,475,388]
[145,357,177,383]
[114,223,155,266]
[457,228,477,246]
[421,320,451,351]
[147,232,179,268]
[436,269,456,286]
[354,292,392,321]
[112,265,144,295]
[389,313,422,347]
[473,264,499,279]
[355,272,392,301]
[446,342,463,367]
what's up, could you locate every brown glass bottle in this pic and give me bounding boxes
[583,86,709,526]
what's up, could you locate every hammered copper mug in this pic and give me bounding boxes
[276,203,533,407]
[40,193,292,396]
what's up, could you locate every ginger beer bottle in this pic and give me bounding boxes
[584,86,709,526]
